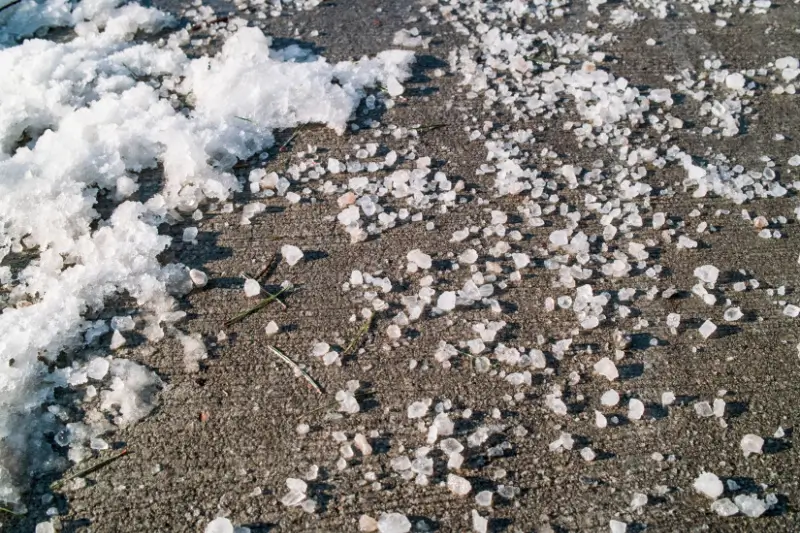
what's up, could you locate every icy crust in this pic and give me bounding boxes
[0,0,414,504]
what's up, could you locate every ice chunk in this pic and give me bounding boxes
[734,494,767,517]
[282,245,304,266]
[407,399,431,419]
[601,389,620,406]
[471,510,488,533]
[437,291,456,311]
[711,498,739,516]
[723,307,742,321]
[265,321,279,336]
[407,249,432,270]
[725,73,745,90]
[694,265,719,285]
[693,472,724,499]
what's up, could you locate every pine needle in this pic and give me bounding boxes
[0,506,23,516]
[50,448,129,490]
[417,123,448,133]
[267,345,324,395]
[342,314,374,356]
[225,284,293,326]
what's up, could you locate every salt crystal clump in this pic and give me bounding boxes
[601,389,620,406]
[205,517,234,533]
[724,307,743,321]
[734,494,768,517]
[447,474,471,496]
[628,399,645,420]
[740,434,764,457]
[377,512,411,533]
[593,357,618,381]
[407,399,431,419]
[698,320,717,339]
[711,498,739,516]
[265,321,279,336]
[693,472,724,499]
[244,279,261,297]
[407,249,432,270]
[282,245,304,266]
[694,265,719,286]
[609,519,627,533]
[437,291,456,311]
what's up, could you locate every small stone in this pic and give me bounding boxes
[190,269,208,287]
[360,515,379,532]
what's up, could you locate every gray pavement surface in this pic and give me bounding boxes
[5,0,800,531]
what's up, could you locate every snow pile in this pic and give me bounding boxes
[0,0,414,504]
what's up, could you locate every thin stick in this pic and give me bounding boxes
[417,123,448,133]
[0,0,22,14]
[0,506,22,516]
[267,345,324,395]
[224,284,292,326]
[51,449,129,489]
[262,288,288,310]
[254,253,281,282]
[342,314,374,356]
[279,126,304,152]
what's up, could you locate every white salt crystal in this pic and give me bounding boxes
[360,515,379,532]
[511,253,530,269]
[694,265,719,285]
[725,73,745,90]
[110,330,126,350]
[282,245,304,266]
[244,279,261,297]
[740,434,764,457]
[377,512,411,533]
[784,304,800,318]
[437,291,456,311]
[580,447,596,461]
[407,249,432,270]
[407,399,430,419]
[711,498,739,516]
[471,510,488,533]
[386,77,405,97]
[693,472,724,499]
[87,358,110,381]
[698,320,716,339]
[628,399,645,420]
[475,490,493,506]
[661,391,676,406]
[630,493,647,510]
[265,321,279,336]
[601,389,620,406]
[35,523,56,533]
[723,307,743,321]
[694,401,714,417]
[447,474,471,496]
[609,519,627,533]
[595,410,607,428]
[734,494,767,517]
[205,518,234,533]
[593,357,618,381]
[190,269,208,287]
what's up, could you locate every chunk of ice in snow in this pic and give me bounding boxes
[281,245,304,266]
[244,279,261,297]
[693,472,724,499]
[205,518,234,533]
[377,512,411,533]
[740,434,764,457]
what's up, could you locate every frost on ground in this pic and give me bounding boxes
[0,0,413,506]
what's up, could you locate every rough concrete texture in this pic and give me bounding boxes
[6,0,800,532]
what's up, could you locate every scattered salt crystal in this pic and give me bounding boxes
[386,77,405,97]
[723,307,743,321]
[475,490,493,506]
[407,399,431,419]
[725,73,745,90]
[281,245,304,266]
[265,321,279,336]
[784,304,800,318]
[694,265,719,286]
[360,515,379,532]
[601,389,620,406]
[693,472,724,499]
[244,279,261,297]
[35,523,55,533]
[593,357,618,381]
[628,399,645,420]
[447,474,471,496]
[580,447,596,461]
[189,269,208,287]
[698,320,716,339]
[595,410,607,428]
[740,434,764,457]
[110,330,126,350]
[377,512,411,533]
[711,498,739,517]
[205,517,234,533]
[661,391,676,406]
[609,519,627,533]
[694,401,714,417]
[437,291,456,311]
[471,510,488,533]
